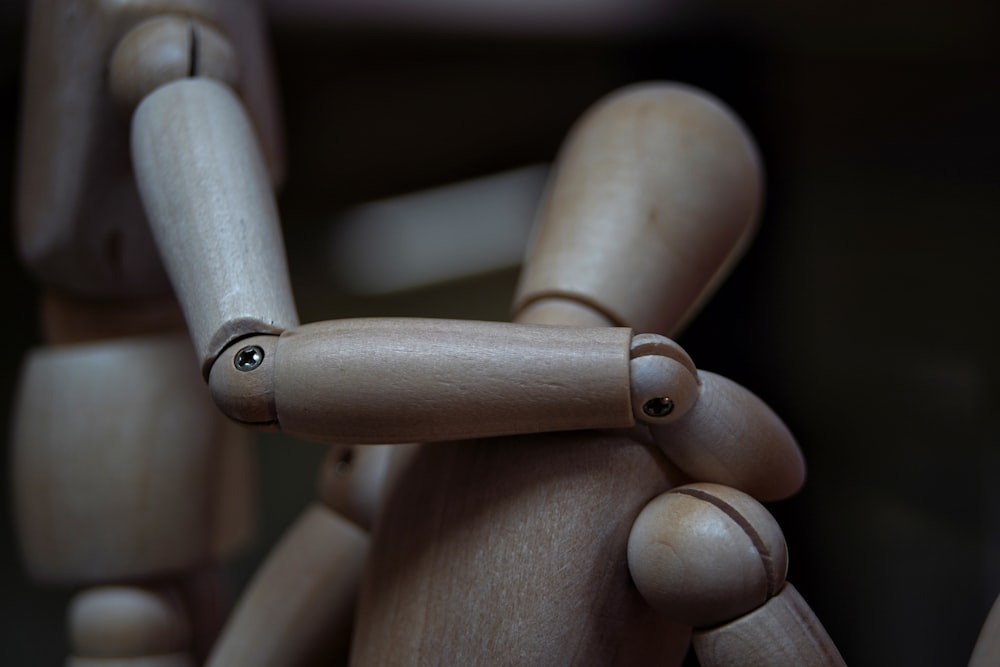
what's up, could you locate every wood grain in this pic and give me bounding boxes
[693,584,847,667]
[272,318,634,444]
[513,82,762,337]
[352,431,691,666]
[131,77,298,374]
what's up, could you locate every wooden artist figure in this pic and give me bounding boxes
[9,0,868,664]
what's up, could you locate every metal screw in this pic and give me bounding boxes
[642,396,675,418]
[234,345,264,371]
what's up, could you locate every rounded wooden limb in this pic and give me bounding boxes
[692,584,847,667]
[266,318,634,444]
[513,82,762,337]
[969,592,1000,667]
[68,586,191,660]
[648,371,805,501]
[627,483,787,628]
[206,504,367,667]
[131,77,298,375]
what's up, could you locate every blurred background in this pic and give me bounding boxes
[1,0,998,664]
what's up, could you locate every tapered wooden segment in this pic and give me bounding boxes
[352,431,692,666]
[11,334,243,583]
[132,77,298,375]
[513,82,762,336]
[969,593,1000,667]
[693,584,847,667]
[272,318,634,444]
[649,371,805,501]
[207,504,367,667]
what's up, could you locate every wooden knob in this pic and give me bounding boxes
[627,483,787,628]
[68,586,190,658]
[110,15,239,110]
[513,82,762,336]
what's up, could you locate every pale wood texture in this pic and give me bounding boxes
[693,584,847,667]
[352,430,692,666]
[649,371,805,501]
[627,483,788,628]
[16,0,281,298]
[131,77,298,374]
[11,334,250,582]
[352,82,781,665]
[968,592,1000,667]
[68,586,190,658]
[513,82,762,336]
[206,504,367,667]
[109,15,239,110]
[270,318,634,444]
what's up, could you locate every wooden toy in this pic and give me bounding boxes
[12,0,850,664]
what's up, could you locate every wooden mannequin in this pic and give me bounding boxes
[13,0,849,664]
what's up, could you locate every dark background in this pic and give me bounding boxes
[1,0,999,664]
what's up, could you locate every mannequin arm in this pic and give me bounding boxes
[123,34,795,461]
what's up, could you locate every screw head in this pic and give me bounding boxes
[234,345,264,371]
[642,396,675,419]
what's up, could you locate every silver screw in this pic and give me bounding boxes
[642,396,675,418]
[234,345,264,371]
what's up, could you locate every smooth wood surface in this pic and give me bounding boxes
[132,77,298,375]
[649,371,805,501]
[69,586,190,658]
[271,318,634,444]
[206,504,367,667]
[352,430,692,666]
[969,592,1000,667]
[109,15,239,110]
[627,483,787,628]
[513,82,762,337]
[10,334,246,582]
[693,584,847,667]
[16,0,281,298]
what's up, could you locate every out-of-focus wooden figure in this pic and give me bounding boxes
[13,1,848,664]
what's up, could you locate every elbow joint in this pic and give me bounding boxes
[208,334,280,429]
